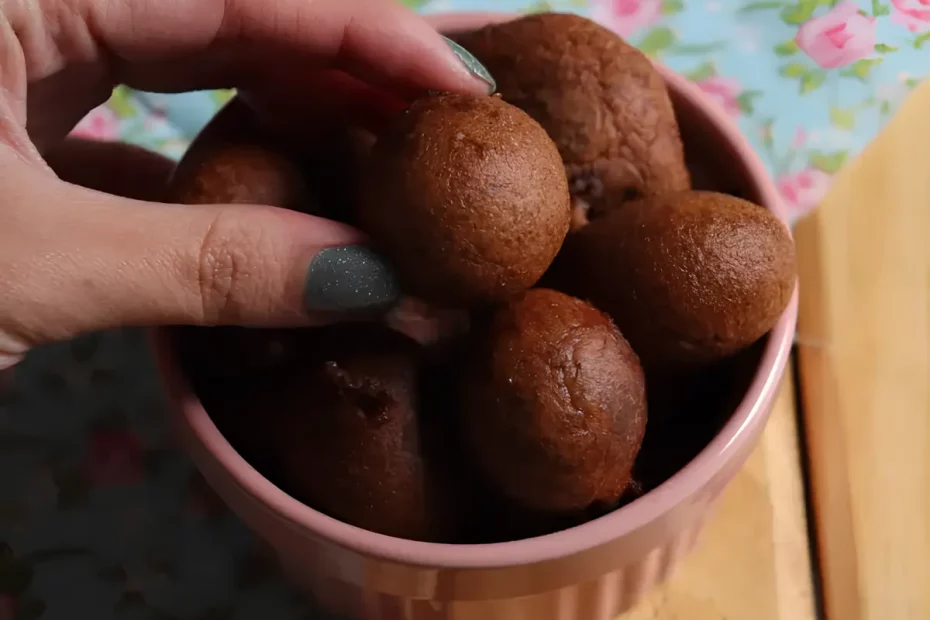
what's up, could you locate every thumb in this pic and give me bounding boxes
[0,149,400,351]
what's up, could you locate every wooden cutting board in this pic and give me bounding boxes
[793,80,930,620]
[621,77,930,620]
[622,374,817,620]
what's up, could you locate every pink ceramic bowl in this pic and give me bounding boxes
[153,12,798,620]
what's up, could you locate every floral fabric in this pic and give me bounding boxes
[2,2,927,619]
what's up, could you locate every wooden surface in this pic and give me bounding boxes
[621,79,930,620]
[623,374,817,620]
[793,79,930,620]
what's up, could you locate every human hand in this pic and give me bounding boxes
[0,0,495,368]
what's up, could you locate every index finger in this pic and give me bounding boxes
[82,0,495,97]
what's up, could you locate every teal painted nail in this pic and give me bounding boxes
[443,36,496,93]
[304,246,401,313]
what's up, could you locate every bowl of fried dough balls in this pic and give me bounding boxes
[152,11,798,620]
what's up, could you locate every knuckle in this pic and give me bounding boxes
[195,210,274,323]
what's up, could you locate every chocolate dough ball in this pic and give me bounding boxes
[169,99,315,213]
[359,93,571,307]
[462,289,647,513]
[454,13,690,228]
[171,97,370,221]
[271,324,467,542]
[548,191,797,367]
[170,142,312,210]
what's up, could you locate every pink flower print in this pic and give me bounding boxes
[791,127,807,149]
[143,106,171,133]
[890,0,930,32]
[83,429,144,487]
[0,595,14,620]
[759,124,773,142]
[695,76,743,118]
[592,0,663,39]
[70,105,120,141]
[796,2,876,69]
[777,168,833,220]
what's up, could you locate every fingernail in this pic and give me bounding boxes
[304,246,401,313]
[442,36,496,93]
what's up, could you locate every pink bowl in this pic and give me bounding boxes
[152,12,798,620]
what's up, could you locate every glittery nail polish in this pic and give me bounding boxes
[443,36,496,93]
[304,246,401,313]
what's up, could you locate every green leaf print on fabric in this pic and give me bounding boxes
[829,107,856,129]
[915,33,930,49]
[779,63,827,95]
[874,43,898,53]
[737,1,784,13]
[662,0,684,15]
[808,150,848,173]
[209,89,236,108]
[842,58,883,81]
[800,69,827,93]
[639,27,676,56]
[781,1,818,25]
[737,90,764,114]
[684,61,717,81]
[779,62,809,77]
[774,40,800,56]
[870,0,890,16]
[671,41,727,55]
[527,0,554,12]
[109,86,137,119]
